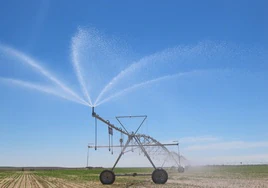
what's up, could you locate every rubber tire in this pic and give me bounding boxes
[152,169,168,184]
[99,170,115,185]
[178,166,185,173]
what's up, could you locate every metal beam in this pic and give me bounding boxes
[88,143,178,148]
[92,107,129,136]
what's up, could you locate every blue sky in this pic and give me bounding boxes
[0,0,268,167]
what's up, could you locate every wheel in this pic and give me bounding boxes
[152,168,168,184]
[99,170,115,185]
[178,166,185,173]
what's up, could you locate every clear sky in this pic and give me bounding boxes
[0,0,268,167]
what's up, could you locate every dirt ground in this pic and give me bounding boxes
[0,171,268,188]
[0,172,97,188]
[168,172,268,188]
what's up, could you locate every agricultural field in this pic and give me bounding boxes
[0,165,268,188]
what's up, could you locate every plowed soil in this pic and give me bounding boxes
[0,172,92,188]
[0,170,268,188]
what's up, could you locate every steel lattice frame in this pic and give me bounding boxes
[90,107,187,184]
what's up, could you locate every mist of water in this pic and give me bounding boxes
[95,70,200,106]
[71,29,93,106]
[94,47,181,106]
[1,78,89,106]
[93,42,230,106]
[70,28,136,105]
[1,29,264,108]
[0,44,89,106]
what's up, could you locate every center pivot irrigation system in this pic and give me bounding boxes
[89,107,185,185]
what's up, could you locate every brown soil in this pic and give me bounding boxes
[0,172,100,188]
[168,172,268,188]
[0,171,268,188]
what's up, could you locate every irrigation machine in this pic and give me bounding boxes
[89,107,185,185]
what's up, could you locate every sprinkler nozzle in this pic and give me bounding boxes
[92,107,96,116]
